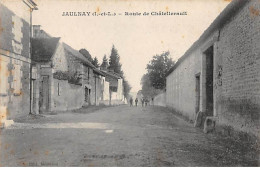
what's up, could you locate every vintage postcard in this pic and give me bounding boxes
[0,0,259,167]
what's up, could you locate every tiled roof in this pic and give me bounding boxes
[100,70,122,79]
[166,0,249,77]
[32,38,107,77]
[31,37,60,62]
[93,68,106,76]
[62,43,95,68]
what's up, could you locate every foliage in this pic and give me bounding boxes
[79,48,93,63]
[141,51,175,98]
[92,57,99,67]
[101,55,109,70]
[68,71,82,85]
[146,51,175,89]
[53,71,81,85]
[123,78,131,98]
[53,71,69,80]
[108,45,123,75]
[140,73,162,98]
[108,45,131,97]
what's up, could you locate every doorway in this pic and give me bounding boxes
[85,87,88,102]
[39,76,49,113]
[204,46,214,116]
[195,74,200,113]
[89,89,91,105]
[85,87,91,105]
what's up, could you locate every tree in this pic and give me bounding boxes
[101,55,109,70]
[146,51,175,89]
[108,45,123,75]
[79,48,93,63]
[92,57,99,67]
[107,45,131,97]
[140,73,162,98]
[123,79,131,98]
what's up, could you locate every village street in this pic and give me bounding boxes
[0,105,258,167]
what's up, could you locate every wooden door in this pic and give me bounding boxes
[195,75,200,113]
[205,46,214,116]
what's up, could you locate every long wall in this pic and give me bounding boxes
[166,0,260,135]
[52,79,84,111]
[214,0,260,135]
[166,49,202,120]
[154,92,166,107]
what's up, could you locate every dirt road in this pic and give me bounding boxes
[0,105,258,166]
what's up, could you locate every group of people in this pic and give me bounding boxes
[129,97,150,107]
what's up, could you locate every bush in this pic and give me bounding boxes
[53,71,69,80]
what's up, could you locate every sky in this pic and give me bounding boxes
[32,0,230,92]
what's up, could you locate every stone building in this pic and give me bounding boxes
[0,0,37,123]
[31,27,105,113]
[100,70,125,105]
[92,68,106,106]
[166,0,259,135]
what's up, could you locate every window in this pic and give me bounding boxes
[58,82,61,96]
[0,58,8,96]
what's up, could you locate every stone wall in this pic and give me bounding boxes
[0,55,31,119]
[0,2,30,58]
[94,75,103,106]
[117,78,124,101]
[53,43,68,72]
[214,0,260,135]
[101,77,110,101]
[0,1,31,120]
[154,92,166,107]
[166,0,260,135]
[166,49,202,120]
[52,79,84,111]
[86,67,96,105]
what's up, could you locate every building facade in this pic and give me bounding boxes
[100,70,125,105]
[31,27,105,113]
[0,0,37,122]
[166,0,260,135]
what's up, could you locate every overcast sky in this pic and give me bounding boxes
[32,0,230,92]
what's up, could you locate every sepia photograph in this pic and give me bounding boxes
[0,0,259,167]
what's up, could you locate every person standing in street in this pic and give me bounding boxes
[135,98,138,107]
[145,99,149,106]
[141,98,145,107]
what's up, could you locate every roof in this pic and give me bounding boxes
[24,0,38,10]
[100,70,122,79]
[93,68,106,76]
[166,0,249,77]
[62,43,96,69]
[31,38,105,76]
[32,37,60,62]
